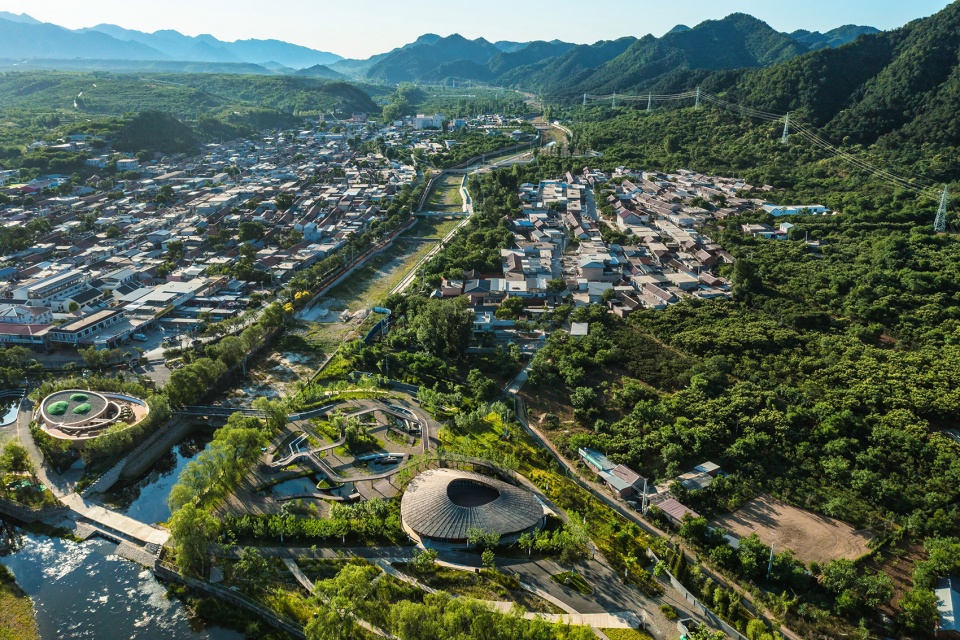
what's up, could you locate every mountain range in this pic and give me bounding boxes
[704,1,960,151]
[0,11,342,70]
[0,11,877,93]
[330,16,877,97]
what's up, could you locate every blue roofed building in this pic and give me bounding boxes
[937,576,960,639]
[578,447,646,499]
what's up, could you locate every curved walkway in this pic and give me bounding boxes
[309,452,408,484]
[268,399,433,482]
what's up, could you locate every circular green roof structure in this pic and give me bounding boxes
[401,469,544,545]
[39,389,149,449]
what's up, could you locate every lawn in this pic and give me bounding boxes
[601,629,654,640]
[424,174,464,213]
[300,216,462,384]
[322,216,461,315]
[408,217,461,240]
[550,570,594,596]
[0,565,39,640]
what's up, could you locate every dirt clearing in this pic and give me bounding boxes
[711,495,874,565]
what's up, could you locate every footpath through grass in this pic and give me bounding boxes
[424,174,464,213]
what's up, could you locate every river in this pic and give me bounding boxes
[105,432,212,524]
[0,528,243,640]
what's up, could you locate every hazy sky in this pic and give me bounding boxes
[0,0,951,58]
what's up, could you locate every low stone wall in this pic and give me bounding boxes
[118,419,199,481]
[153,564,306,639]
[0,497,68,524]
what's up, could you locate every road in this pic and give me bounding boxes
[584,185,600,222]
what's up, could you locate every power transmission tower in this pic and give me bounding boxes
[934,186,949,233]
[583,93,587,107]
[612,92,617,108]
[695,86,700,108]
[647,93,652,112]
[781,112,791,145]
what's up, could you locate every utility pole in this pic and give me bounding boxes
[781,112,791,145]
[766,542,776,580]
[695,86,700,108]
[935,186,949,233]
[647,93,652,112]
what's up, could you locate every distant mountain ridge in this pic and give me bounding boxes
[0,19,169,61]
[0,12,879,89]
[80,23,343,68]
[790,25,880,50]
[326,16,878,94]
[0,13,342,69]
[0,11,41,24]
[294,64,346,80]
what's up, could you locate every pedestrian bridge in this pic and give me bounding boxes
[60,493,169,546]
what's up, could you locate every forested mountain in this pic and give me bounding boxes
[651,0,960,157]
[0,12,877,86]
[552,14,808,98]
[498,37,639,91]
[327,34,444,78]
[486,41,577,77]
[364,34,503,83]
[330,15,874,92]
[790,24,880,50]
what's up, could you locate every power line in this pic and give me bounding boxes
[574,88,953,226]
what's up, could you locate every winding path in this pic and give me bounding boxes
[267,400,435,484]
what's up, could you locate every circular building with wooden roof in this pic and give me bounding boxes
[401,469,545,546]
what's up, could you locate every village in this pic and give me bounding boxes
[0,110,535,358]
[438,166,832,341]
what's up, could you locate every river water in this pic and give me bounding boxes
[0,529,243,640]
[106,432,212,524]
[0,431,243,639]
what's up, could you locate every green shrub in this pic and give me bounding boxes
[660,603,678,620]
[72,403,92,414]
[48,401,68,415]
[69,394,88,402]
